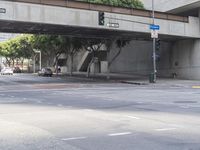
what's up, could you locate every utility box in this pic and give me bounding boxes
[149,73,155,83]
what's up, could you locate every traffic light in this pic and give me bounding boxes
[156,39,160,51]
[98,11,105,26]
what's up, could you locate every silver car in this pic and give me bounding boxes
[1,67,13,75]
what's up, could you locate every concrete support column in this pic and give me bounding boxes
[198,9,200,30]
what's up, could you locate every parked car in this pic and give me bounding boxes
[13,67,22,73]
[1,67,13,75]
[38,68,53,77]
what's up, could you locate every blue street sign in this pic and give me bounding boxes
[150,24,160,30]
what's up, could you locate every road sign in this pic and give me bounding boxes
[151,30,158,38]
[107,23,119,28]
[150,24,160,30]
[0,8,6,13]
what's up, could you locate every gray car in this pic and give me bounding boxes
[38,68,53,77]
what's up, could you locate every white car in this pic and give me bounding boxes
[1,67,13,75]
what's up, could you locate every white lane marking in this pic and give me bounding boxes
[61,137,87,141]
[108,132,132,137]
[180,106,190,109]
[83,109,94,112]
[126,116,141,120]
[57,104,63,107]
[155,128,177,131]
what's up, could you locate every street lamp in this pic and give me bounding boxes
[33,50,41,73]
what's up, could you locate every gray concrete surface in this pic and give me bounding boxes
[0,74,200,150]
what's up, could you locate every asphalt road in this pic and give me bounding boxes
[0,74,200,150]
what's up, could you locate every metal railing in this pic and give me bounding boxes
[7,0,189,23]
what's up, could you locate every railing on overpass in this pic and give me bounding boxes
[7,0,189,23]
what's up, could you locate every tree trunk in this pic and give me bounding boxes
[55,57,58,76]
[87,51,94,78]
[12,59,15,68]
[28,59,30,73]
[21,59,24,72]
[106,40,114,79]
[70,54,74,76]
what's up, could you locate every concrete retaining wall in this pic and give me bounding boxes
[168,39,200,80]
[110,39,200,80]
[109,40,172,76]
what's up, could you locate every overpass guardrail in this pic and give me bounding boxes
[8,0,189,23]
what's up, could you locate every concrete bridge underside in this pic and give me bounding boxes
[0,20,192,41]
[0,0,199,40]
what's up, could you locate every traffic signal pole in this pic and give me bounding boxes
[152,0,157,83]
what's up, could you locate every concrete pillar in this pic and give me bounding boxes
[198,9,200,29]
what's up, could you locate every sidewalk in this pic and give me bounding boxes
[58,72,200,88]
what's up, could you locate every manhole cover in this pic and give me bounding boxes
[174,101,198,104]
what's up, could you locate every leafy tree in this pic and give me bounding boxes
[31,35,83,75]
[31,35,55,68]
[15,35,34,70]
[106,39,130,79]
[81,38,105,77]
[82,0,144,9]
[66,37,83,76]
[0,42,13,67]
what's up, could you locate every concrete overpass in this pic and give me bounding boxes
[2,0,200,80]
[0,0,199,40]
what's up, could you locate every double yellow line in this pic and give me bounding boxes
[192,86,200,89]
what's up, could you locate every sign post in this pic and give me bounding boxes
[151,0,157,83]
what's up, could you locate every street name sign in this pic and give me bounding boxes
[150,24,160,30]
[0,8,6,13]
[107,22,119,28]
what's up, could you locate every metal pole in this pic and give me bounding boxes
[152,0,157,83]
[39,51,42,70]
[33,55,36,73]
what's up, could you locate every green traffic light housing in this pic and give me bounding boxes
[98,11,105,26]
